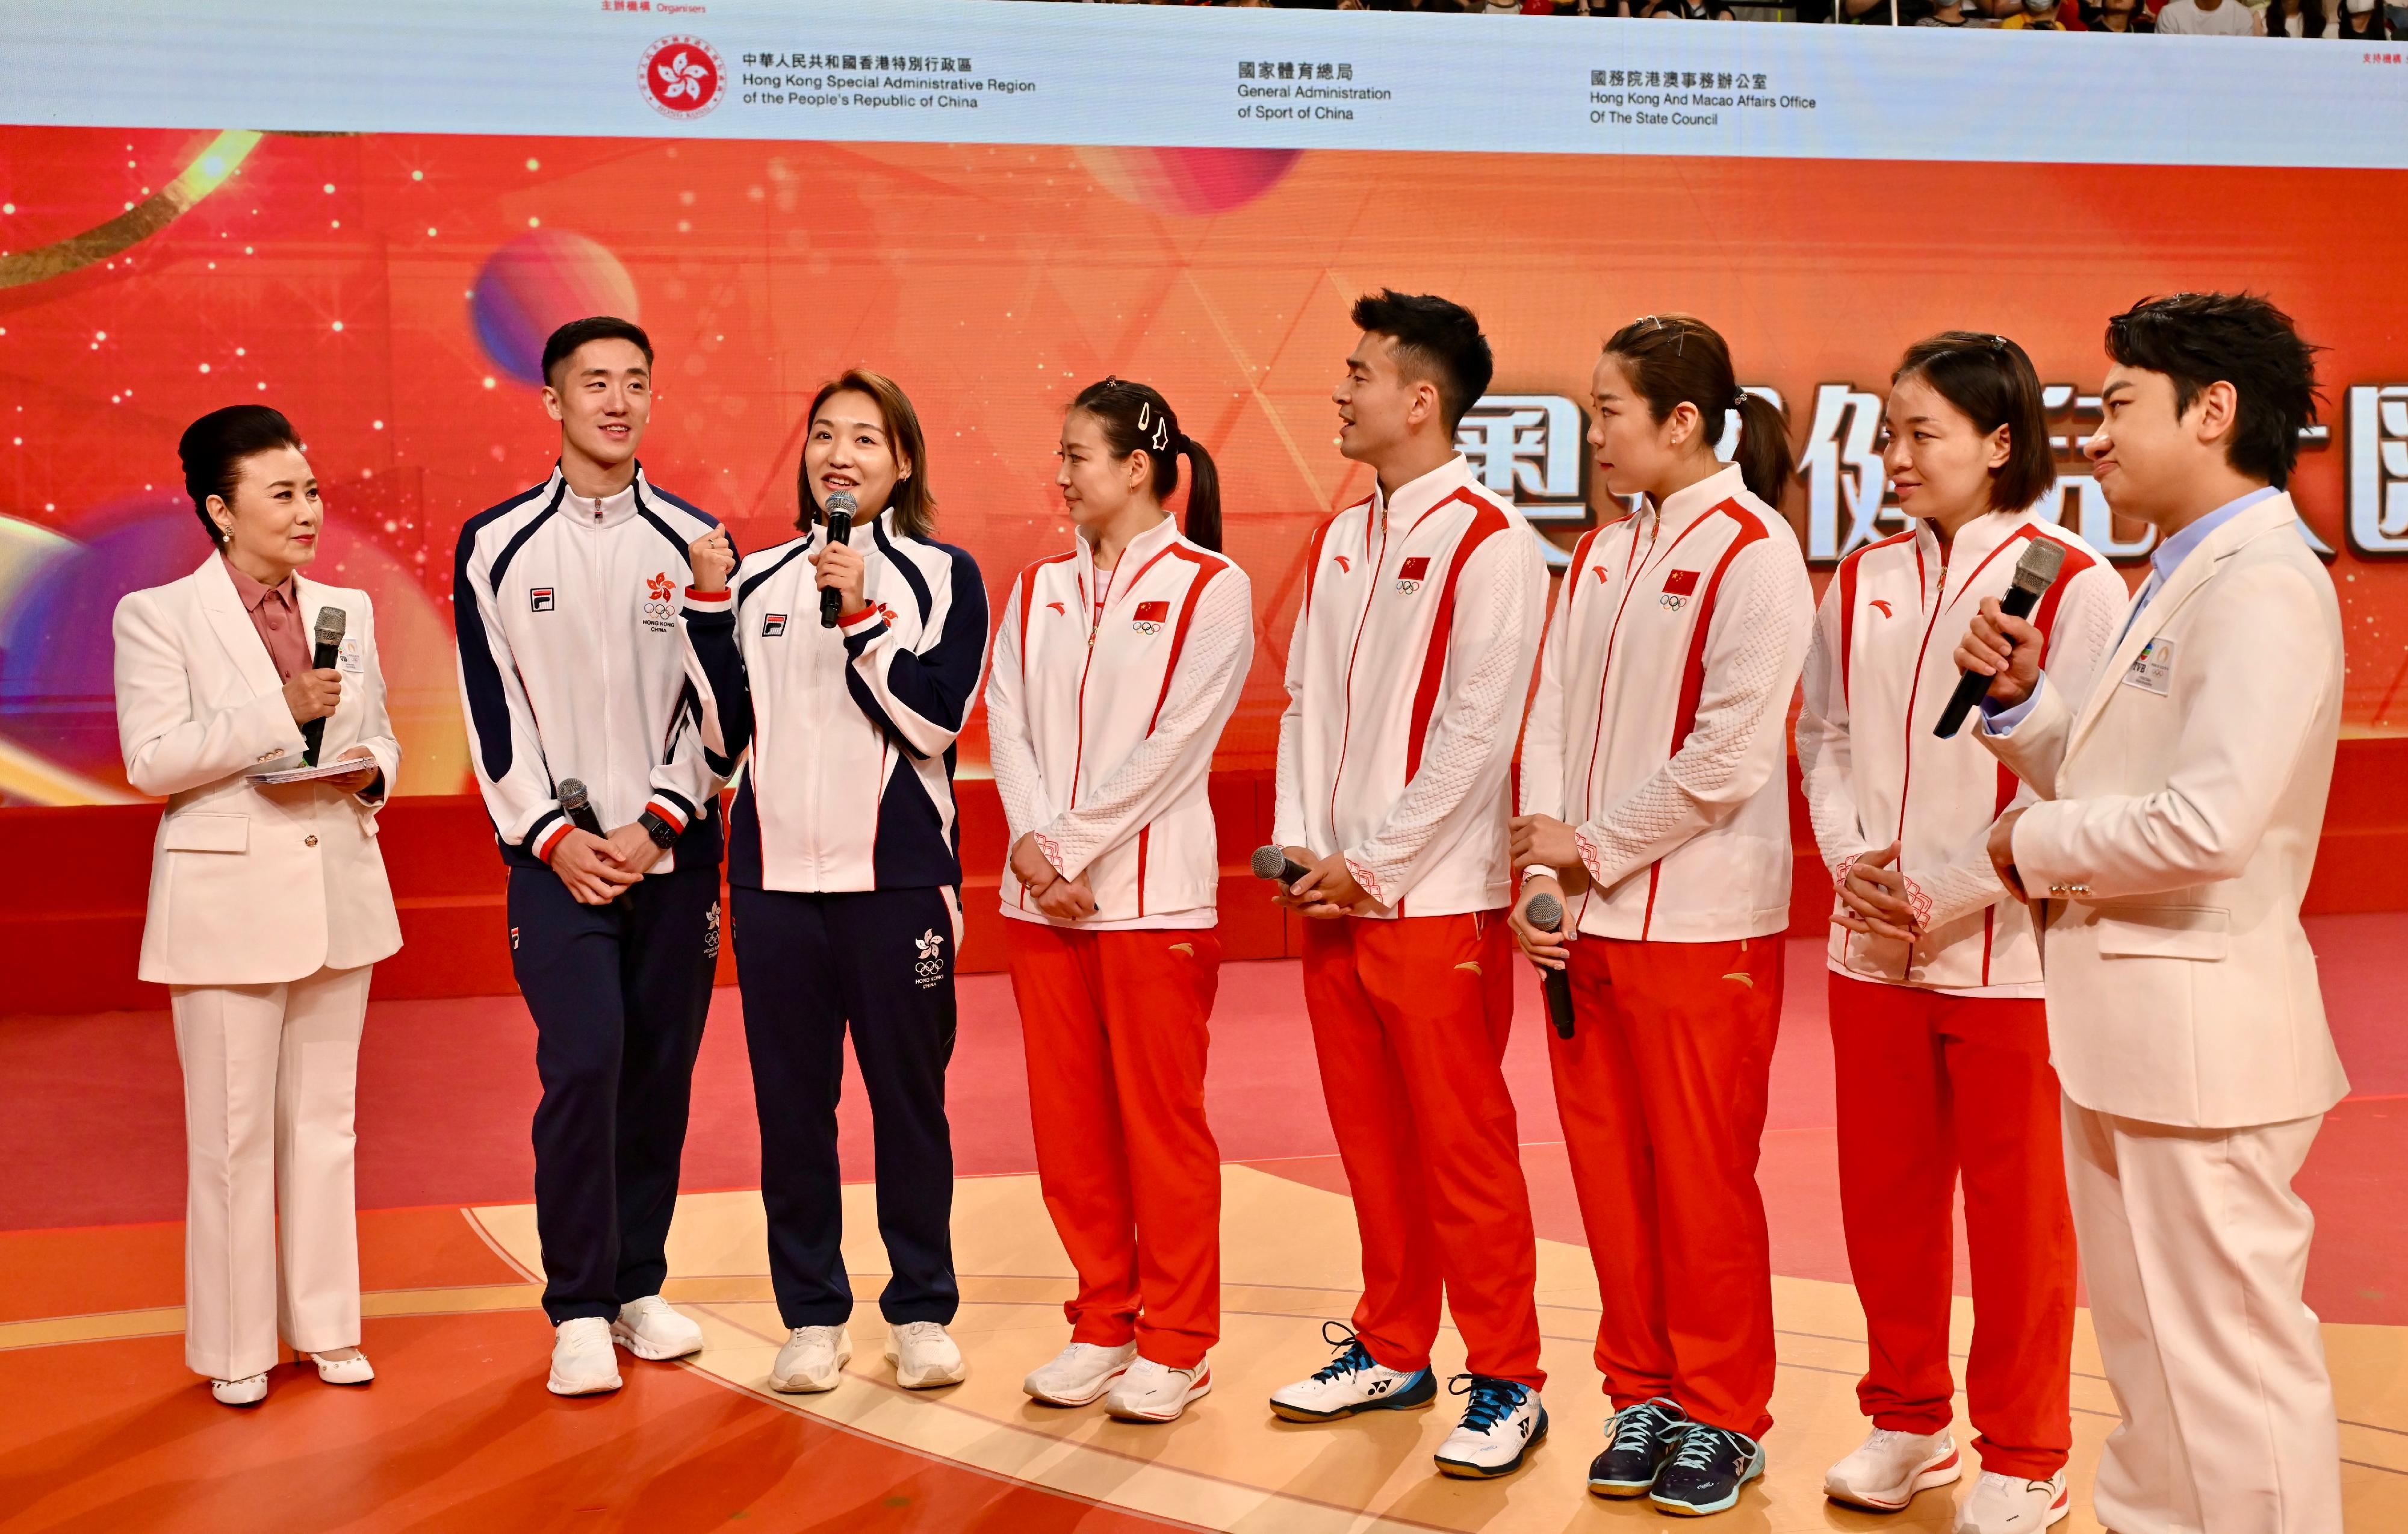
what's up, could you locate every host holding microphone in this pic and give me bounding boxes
[1956,294,2347,1534]
[681,369,988,1397]
[113,406,400,1406]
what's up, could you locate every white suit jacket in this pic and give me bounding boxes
[113,556,403,986]
[1982,492,2349,1129]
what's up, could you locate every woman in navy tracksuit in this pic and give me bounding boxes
[681,368,988,1396]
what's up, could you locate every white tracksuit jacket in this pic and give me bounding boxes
[1273,455,1547,919]
[1519,464,1814,942]
[1796,509,2125,994]
[453,465,723,869]
[679,509,988,894]
[985,515,1253,930]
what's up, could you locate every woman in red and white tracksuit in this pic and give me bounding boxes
[1796,334,2124,1534]
[1510,314,1812,1518]
[984,378,1252,1425]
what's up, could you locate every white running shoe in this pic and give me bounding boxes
[1825,1426,1961,1511]
[610,1294,704,1361]
[885,1321,968,1388]
[768,1325,853,1393]
[1105,1357,1213,1423]
[308,1349,375,1386]
[1432,1376,1548,1479]
[1953,1470,2070,1533]
[1023,1341,1138,1407]
[1267,1324,1438,1422]
[547,1317,624,1396]
[211,1373,267,1406]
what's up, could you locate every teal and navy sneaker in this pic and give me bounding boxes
[1649,1423,1765,1516]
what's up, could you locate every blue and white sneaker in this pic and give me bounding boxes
[1267,1322,1438,1422]
[1432,1374,1548,1479]
[1649,1423,1765,1517]
[1589,1396,1690,1497]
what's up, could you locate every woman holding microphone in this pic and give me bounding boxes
[681,370,988,1397]
[113,405,402,1406]
[984,379,1251,1423]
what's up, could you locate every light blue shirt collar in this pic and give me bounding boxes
[2146,485,2278,589]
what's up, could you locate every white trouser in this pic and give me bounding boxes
[171,964,372,1381]
[2061,1097,2341,1534]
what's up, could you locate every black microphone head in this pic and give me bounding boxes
[558,777,589,813]
[313,606,347,649]
[1526,892,1564,930]
[2009,538,2066,596]
[1250,845,1288,881]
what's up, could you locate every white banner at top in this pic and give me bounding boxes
[1,0,2404,170]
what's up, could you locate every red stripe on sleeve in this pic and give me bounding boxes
[1404,495,1510,780]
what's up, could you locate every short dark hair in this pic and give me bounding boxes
[797,368,939,540]
[1892,331,2057,514]
[1350,289,1494,434]
[178,405,303,549]
[2104,293,2322,489]
[541,315,654,390]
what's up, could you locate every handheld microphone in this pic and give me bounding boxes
[559,777,605,837]
[1524,892,1577,1040]
[1251,844,1314,887]
[1934,539,2066,739]
[821,490,858,629]
[300,607,346,765]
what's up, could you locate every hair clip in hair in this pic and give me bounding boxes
[1731,389,1748,409]
[1137,399,1152,431]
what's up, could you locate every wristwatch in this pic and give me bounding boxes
[638,809,678,849]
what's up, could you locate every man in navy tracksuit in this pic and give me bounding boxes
[453,316,727,1396]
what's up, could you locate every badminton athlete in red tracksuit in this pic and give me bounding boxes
[987,380,1250,1425]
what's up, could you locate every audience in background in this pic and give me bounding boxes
[2148,0,2268,27]
[2086,0,2158,28]
[2000,0,2078,28]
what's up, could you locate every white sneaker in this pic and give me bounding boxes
[547,1317,624,1396]
[768,1326,853,1393]
[610,1294,704,1361]
[1433,1376,1547,1479]
[1267,1324,1438,1422]
[1825,1426,1962,1511]
[885,1320,967,1388]
[1105,1357,1213,1423]
[1953,1470,2070,1533]
[211,1373,267,1406]
[308,1349,375,1385]
[1023,1341,1138,1407]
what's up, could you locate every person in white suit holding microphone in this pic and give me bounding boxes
[1955,293,2347,1534]
[113,405,402,1406]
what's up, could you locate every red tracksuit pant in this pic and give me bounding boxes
[1301,911,1545,1389]
[1829,973,2074,1478]
[1551,934,1783,1439]
[1009,922,1223,1370]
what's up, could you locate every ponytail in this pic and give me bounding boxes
[1068,376,1221,550]
[1178,440,1222,551]
[1602,312,1795,508]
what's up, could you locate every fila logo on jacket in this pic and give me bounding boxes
[680,510,988,895]
[985,515,1254,930]
[453,464,724,869]
[1519,462,1814,943]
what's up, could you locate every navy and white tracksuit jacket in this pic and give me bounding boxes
[451,462,727,1324]
[680,508,990,1330]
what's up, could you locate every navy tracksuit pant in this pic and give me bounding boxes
[507,858,720,1324]
[732,884,960,1329]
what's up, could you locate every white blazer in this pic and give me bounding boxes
[113,556,403,987]
[1981,492,2350,1129]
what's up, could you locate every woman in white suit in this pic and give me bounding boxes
[113,405,403,1406]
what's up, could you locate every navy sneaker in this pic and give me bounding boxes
[1587,1396,1690,1498]
[1268,1322,1438,1422]
[1432,1374,1548,1479]
[1648,1423,1765,1517]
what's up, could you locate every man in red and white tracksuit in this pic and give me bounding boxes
[1797,510,2124,1521]
[1268,463,1550,1459]
[985,511,1252,1422]
[1512,461,1813,1489]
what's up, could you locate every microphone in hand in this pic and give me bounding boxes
[1935,538,2064,739]
[559,777,606,836]
[821,490,857,629]
[1524,891,1577,1040]
[300,606,346,765]
[1251,844,1314,887]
